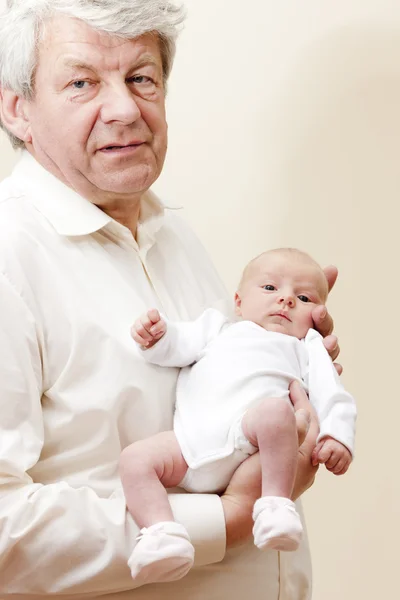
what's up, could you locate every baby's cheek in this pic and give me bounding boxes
[298,309,313,328]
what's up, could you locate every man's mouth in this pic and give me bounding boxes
[99,142,144,151]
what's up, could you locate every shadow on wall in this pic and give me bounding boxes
[263,22,400,272]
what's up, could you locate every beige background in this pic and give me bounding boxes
[0,1,399,598]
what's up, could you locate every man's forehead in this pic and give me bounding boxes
[40,14,161,65]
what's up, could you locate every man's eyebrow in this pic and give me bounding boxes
[61,53,161,74]
[62,58,97,73]
[128,54,162,71]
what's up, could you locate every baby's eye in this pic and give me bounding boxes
[263,285,276,291]
[298,295,310,303]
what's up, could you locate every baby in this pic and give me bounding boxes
[120,248,357,585]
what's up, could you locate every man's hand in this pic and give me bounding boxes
[221,382,315,548]
[290,381,320,499]
[312,265,342,374]
[311,437,352,475]
[131,309,166,349]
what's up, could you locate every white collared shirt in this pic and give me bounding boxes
[0,152,311,600]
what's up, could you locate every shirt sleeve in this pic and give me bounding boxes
[303,329,357,456]
[139,308,229,367]
[0,273,226,596]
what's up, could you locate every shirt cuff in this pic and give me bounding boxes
[168,492,226,566]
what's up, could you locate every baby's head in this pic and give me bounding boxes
[235,248,329,339]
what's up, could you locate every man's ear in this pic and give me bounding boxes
[0,89,32,144]
[234,292,242,316]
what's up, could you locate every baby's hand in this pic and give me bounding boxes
[311,437,352,475]
[131,309,167,349]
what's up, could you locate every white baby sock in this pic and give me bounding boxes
[252,496,303,552]
[128,521,195,584]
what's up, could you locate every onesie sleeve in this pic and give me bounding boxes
[138,308,229,367]
[303,329,357,455]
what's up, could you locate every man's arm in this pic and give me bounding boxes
[0,274,226,596]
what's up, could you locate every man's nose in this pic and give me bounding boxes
[278,294,295,308]
[100,84,142,125]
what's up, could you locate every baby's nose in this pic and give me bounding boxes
[279,295,295,307]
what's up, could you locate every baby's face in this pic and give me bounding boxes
[235,253,328,339]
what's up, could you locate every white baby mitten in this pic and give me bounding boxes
[128,521,195,584]
[252,496,303,552]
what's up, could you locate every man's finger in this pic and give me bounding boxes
[311,441,323,466]
[323,265,338,292]
[312,304,334,338]
[322,335,340,362]
[289,380,309,411]
[334,363,343,376]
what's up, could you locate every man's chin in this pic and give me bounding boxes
[90,175,156,198]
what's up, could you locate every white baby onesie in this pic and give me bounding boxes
[129,309,356,581]
[141,308,356,492]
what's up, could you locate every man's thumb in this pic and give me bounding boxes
[295,408,311,446]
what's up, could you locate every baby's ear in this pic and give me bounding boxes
[234,292,242,316]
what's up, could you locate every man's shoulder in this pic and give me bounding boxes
[0,174,38,228]
[0,176,49,275]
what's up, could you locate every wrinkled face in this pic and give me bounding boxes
[235,253,328,339]
[22,16,168,206]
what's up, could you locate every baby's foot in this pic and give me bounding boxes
[252,496,303,552]
[128,521,195,584]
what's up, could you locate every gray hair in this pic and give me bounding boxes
[0,0,186,149]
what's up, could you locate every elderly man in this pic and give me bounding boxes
[0,1,339,599]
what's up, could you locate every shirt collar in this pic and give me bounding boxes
[12,151,174,239]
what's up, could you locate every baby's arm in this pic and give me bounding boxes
[131,307,229,368]
[304,329,357,470]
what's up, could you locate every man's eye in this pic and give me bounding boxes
[71,81,88,89]
[263,285,276,291]
[298,295,310,303]
[129,75,153,84]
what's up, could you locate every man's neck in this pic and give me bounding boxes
[26,146,144,237]
[99,199,142,237]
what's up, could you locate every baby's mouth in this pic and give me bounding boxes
[270,313,292,322]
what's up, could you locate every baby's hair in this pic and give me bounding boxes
[238,247,329,302]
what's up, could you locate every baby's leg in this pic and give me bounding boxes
[119,432,194,584]
[242,398,297,498]
[119,431,188,527]
[242,398,303,552]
